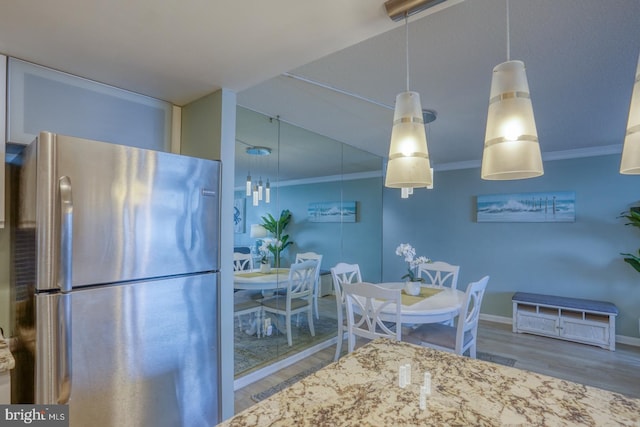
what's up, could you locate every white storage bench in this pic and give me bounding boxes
[512,292,618,351]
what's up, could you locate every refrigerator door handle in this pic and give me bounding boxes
[59,176,73,293]
[57,176,73,404]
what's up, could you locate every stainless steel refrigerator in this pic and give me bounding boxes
[9,132,221,426]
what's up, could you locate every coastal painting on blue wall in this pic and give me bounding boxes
[477,191,575,223]
[308,201,357,223]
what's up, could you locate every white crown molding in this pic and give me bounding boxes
[542,144,622,161]
[435,144,623,172]
[234,170,382,192]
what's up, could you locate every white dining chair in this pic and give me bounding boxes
[342,282,401,353]
[404,276,489,358]
[262,259,318,346]
[233,252,254,271]
[233,297,263,338]
[330,262,363,361]
[418,261,460,289]
[295,252,323,319]
[233,252,259,334]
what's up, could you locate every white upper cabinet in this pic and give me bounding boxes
[7,58,172,151]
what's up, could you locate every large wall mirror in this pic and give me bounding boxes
[233,106,383,378]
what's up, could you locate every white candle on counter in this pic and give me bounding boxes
[404,364,411,385]
[423,371,431,395]
[419,385,428,410]
[399,365,407,388]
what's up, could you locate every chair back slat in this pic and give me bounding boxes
[288,259,318,300]
[455,276,489,351]
[343,282,401,353]
[330,263,362,361]
[331,263,362,303]
[233,252,253,271]
[418,261,460,289]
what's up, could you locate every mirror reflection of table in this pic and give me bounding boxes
[218,339,640,426]
[233,268,291,292]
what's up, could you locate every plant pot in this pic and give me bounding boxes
[260,263,271,273]
[404,281,421,296]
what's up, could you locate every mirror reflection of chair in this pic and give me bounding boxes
[330,263,362,361]
[233,295,263,338]
[295,252,323,319]
[405,276,489,358]
[418,261,460,289]
[234,252,254,272]
[233,251,260,335]
[262,260,318,346]
[342,282,401,354]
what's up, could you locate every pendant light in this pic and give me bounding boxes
[620,52,640,174]
[245,173,252,196]
[245,145,272,206]
[482,0,543,180]
[385,12,432,191]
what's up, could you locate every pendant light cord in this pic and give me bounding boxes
[405,13,410,92]
[506,0,510,61]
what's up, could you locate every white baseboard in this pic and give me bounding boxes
[234,336,338,391]
[616,335,640,347]
[479,313,512,325]
[479,313,640,348]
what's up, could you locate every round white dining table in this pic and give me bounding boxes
[233,268,291,291]
[369,282,465,324]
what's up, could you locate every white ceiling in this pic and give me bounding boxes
[2,0,640,175]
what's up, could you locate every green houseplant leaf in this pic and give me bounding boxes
[622,249,640,273]
[620,207,640,274]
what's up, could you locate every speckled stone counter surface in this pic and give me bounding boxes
[0,339,15,372]
[219,339,640,427]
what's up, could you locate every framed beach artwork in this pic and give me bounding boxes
[477,191,575,223]
[233,198,246,233]
[308,201,357,223]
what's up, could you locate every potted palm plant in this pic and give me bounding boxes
[260,209,294,268]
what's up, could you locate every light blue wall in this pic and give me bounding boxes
[235,176,383,282]
[382,154,640,338]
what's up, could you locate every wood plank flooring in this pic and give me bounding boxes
[234,320,640,414]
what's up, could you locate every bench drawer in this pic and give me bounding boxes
[560,318,610,347]
[516,311,559,336]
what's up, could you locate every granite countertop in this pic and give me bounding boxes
[219,338,640,427]
[0,339,15,373]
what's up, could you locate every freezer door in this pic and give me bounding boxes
[22,132,221,291]
[35,273,220,426]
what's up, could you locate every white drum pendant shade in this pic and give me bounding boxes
[620,53,640,174]
[385,91,432,188]
[482,60,543,180]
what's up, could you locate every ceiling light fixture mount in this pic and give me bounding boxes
[384,0,447,22]
[246,146,272,156]
[422,109,437,124]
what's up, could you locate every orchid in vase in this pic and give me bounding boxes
[258,240,271,265]
[396,243,431,283]
[257,240,273,273]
